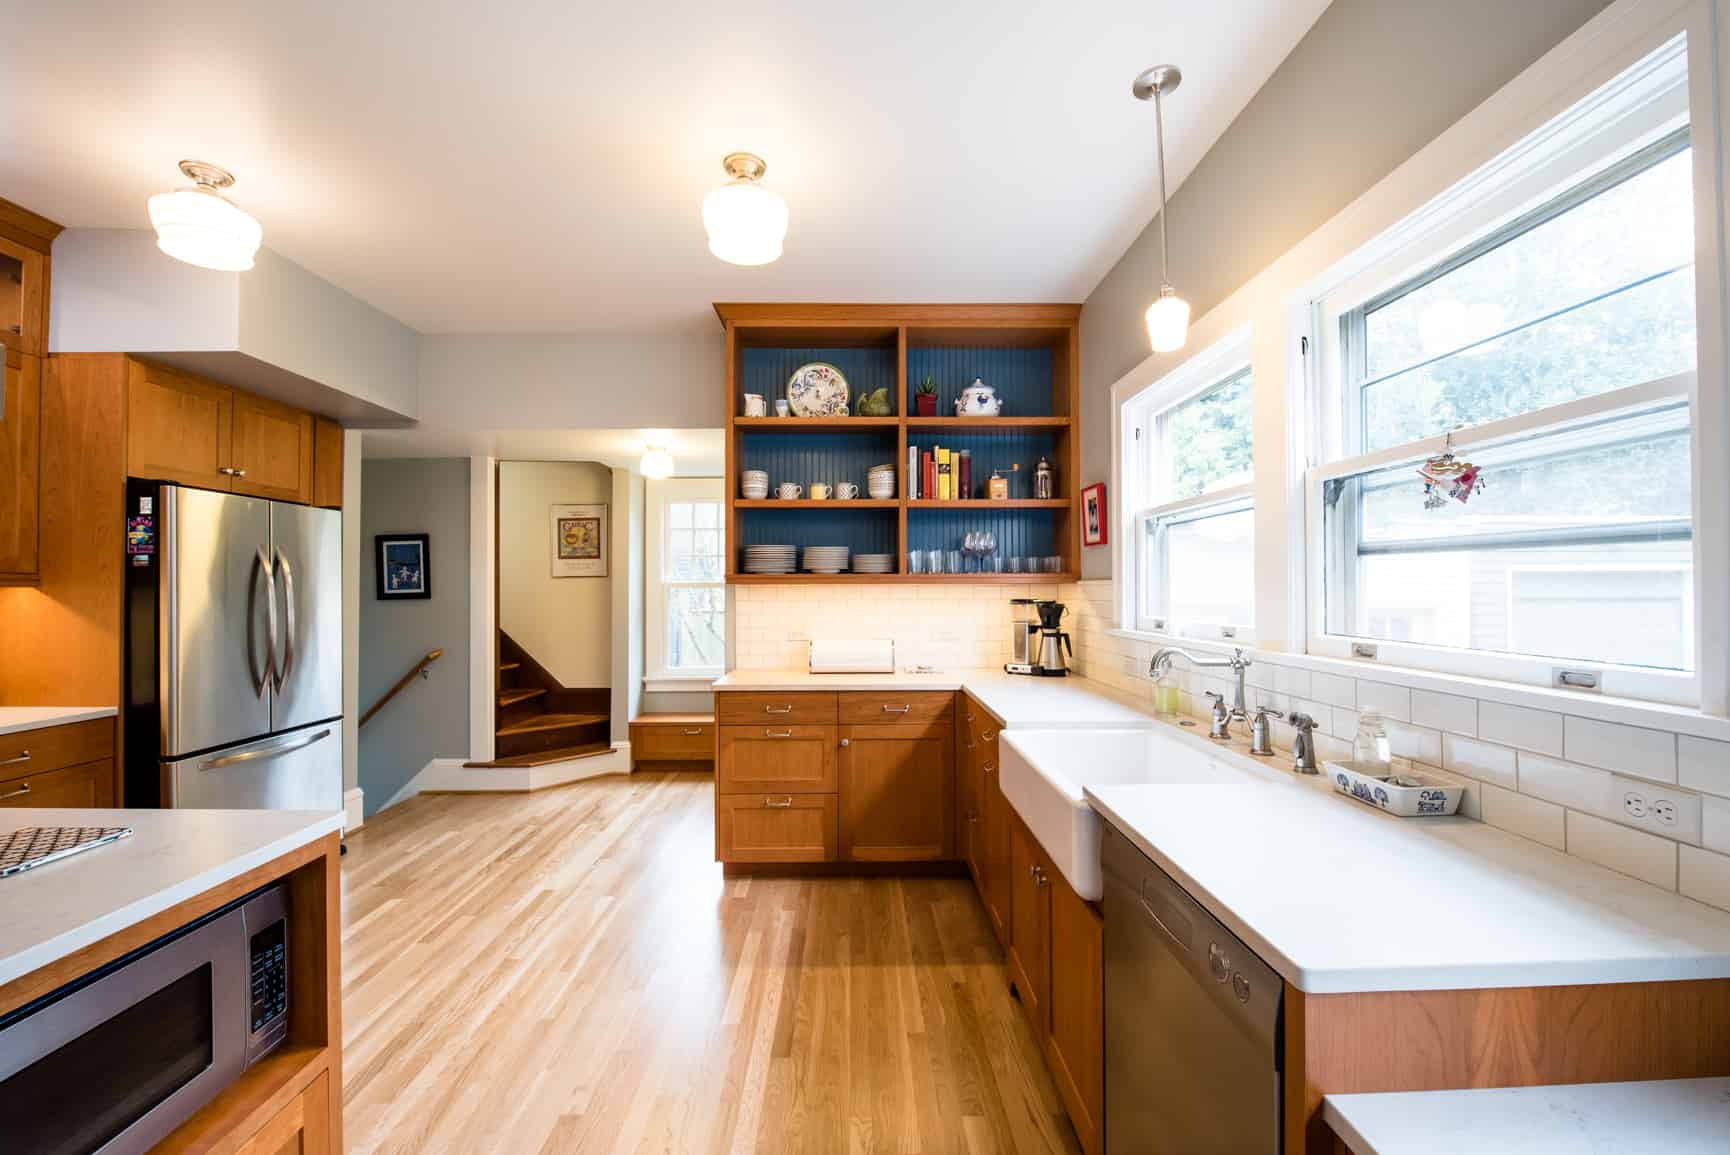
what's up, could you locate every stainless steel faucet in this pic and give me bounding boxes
[1288,712,1320,774]
[1150,646,1252,739]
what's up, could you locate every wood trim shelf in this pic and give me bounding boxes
[904,416,1071,430]
[907,499,1070,509]
[734,416,901,431]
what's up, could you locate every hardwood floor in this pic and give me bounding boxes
[340,771,1082,1155]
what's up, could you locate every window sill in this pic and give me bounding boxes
[642,675,719,694]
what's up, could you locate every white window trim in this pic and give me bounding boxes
[644,476,725,684]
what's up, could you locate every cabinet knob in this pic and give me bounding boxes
[982,762,995,774]
[839,738,850,748]
[967,809,978,822]
[982,731,996,742]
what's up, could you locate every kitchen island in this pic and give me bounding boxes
[0,806,344,1153]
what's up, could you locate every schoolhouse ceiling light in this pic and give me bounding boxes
[702,152,788,266]
[148,160,263,272]
[1133,66,1190,353]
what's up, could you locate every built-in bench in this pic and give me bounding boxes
[628,713,714,771]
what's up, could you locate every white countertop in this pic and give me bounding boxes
[713,668,1161,729]
[0,706,117,737]
[1324,1078,1730,1154]
[0,807,343,988]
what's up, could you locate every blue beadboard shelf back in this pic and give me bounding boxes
[905,346,1054,417]
[739,507,899,561]
[905,507,1058,560]
[740,431,901,493]
[902,430,1057,500]
[740,347,898,414]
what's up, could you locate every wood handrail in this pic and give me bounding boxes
[360,648,444,729]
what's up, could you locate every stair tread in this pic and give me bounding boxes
[496,712,609,737]
[498,661,521,672]
[498,687,546,706]
[464,742,613,768]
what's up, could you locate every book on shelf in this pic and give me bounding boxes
[907,445,919,500]
[922,451,934,501]
[937,447,951,501]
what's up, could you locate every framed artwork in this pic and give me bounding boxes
[1081,483,1107,547]
[550,503,608,578]
[376,533,431,599]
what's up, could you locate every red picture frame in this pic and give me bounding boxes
[1081,482,1107,547]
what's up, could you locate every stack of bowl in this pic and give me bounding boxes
[741,470,769,500]
[867,464,896,500]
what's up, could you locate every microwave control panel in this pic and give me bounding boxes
[248,921,288,1034]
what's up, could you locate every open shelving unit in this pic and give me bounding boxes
[717,303,1081,584]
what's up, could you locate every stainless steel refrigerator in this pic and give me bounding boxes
[124,481,343,812]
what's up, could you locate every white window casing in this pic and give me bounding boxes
[644,477,725,686]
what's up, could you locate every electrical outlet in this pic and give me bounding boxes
[1610,774,1700,843]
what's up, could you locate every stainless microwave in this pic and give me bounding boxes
[0,884,290,1154]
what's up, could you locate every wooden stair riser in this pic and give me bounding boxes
[497,720,609,760]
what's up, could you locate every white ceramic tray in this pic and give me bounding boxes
[1326,761,1464,817]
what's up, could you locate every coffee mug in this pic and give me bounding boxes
[836,482,860,500]
[774,399,790,417]
[809,483,833,500]
[743,394,767,417]
[775,482,803,500]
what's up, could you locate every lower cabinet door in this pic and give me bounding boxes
[716,793,839,862]
[979,738,1013,946]
[1047,872,1105,1155]
[838,723,953,861]
[716,725,838,794]
[235,1069,332,1155]
[0,758,113,808]
[1006,815,1051,1035]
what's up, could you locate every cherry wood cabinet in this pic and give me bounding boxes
[1007,815,1052,1034]
[716,793,839,862]
[0,200,56,359]
[312,416,344,509]
[0,758,114,808]
[0,717,117,809]
[232,1069,332,1155]
[978,714,1013,947]
[0,347,40,580]
[839,720,953,861]
[716,724,838,794]
[1047,866,1104,1155]
[230,390,315,503]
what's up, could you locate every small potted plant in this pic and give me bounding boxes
[915,375,938,416]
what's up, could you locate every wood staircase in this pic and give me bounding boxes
[467,632,611,768]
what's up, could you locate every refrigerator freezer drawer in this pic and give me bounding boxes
[167,724,342,813]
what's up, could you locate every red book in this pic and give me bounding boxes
[922,452,935,501]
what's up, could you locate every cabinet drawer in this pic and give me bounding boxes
[717,725,837,793]
[838,691,954,725]
[0,758,114,808]
[716,793,838,862]
[0,718,114,779]
[631,721,714,761]
[716,692,838,725]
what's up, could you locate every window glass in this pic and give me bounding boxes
[1359,144,1696,451]
[1165,506,1255,628]
[1163,370,1254,500]
[666,586,725,670]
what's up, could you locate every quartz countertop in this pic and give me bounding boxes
[0,707,118,737]
[0,807,343,988]
[713,668,1161,729]
[1323,1078,1730,1154]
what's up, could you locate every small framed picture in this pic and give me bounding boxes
[376,533,431,599]
[550,503,608,578]
[1081,483,1108,547]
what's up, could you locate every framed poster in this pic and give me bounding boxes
[1081,483,1107,547]
[376,533,431,599]
[551,503,608,578]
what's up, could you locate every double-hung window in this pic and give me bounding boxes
[1307,45,1697,703]
[1125,339,1255,639]
[645,478,726,685]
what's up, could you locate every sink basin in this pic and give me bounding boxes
[999,727,1253,900]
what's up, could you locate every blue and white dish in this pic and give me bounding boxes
[1326,761,1465,817]
[786,362,850,417]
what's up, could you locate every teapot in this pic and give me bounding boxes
[954,378,1002,417]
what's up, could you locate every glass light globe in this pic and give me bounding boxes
[640,447,675,479]
[1145,288,1191,353]
[148,186,263,272]
[702,154,788,266]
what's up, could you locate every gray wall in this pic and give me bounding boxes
[1078,0,1613,578]
[358,458,471,814]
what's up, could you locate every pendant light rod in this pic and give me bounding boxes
[1132,65,1182,290]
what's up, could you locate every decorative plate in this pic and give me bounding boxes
[786,362,850,417]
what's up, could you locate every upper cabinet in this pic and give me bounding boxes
[124,357,336,507]
[0,348,41,579]
[0,199,58,359]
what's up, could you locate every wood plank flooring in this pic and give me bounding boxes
[340,771,1082,1155]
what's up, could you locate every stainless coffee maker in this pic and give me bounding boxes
[1006,599,1072,676]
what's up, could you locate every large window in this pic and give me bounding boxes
[1125,349,1255,639]
[645,478,725,683]
[1309,88,1697,700]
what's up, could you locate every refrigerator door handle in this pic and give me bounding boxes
[248,546,277,698]
[200,727,331,772]
[273,547,297,690]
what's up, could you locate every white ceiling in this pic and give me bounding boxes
[2,0,1328,336]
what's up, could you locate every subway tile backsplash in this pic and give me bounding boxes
[1058,579,1730,916]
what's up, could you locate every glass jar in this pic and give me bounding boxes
[1354,712,1391,767]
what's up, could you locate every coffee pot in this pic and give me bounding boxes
[1033,600,1072,676]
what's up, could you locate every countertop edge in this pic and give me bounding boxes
[0,811,344,989]
[0,707,120,737]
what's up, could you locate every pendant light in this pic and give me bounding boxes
[1132,66,1190,353]
[639,446,675,479]
[147,160,263,272]
[702,153,788,266]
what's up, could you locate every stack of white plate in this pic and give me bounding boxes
[852,553,895,573]
[802,545,851,573]
[743,544,797,574]
[867,464,896,499]
[741,469,769,500]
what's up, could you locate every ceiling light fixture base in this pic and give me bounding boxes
[1132,65,1182,101]
[177,159,238,191]
[721,152,768,182]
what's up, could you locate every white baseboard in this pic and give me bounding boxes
[343,787,364,832]
[375,743,632,815]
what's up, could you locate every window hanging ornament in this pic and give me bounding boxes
[1418,429,1484,509]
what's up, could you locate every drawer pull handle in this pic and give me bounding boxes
[0,783,30,800]
[881,704,913,714]
[763,796,794,809]
[219,466,249,478]
[765,728,794,738]
[681,728,705,735]
[764,704,794,715]
[0,750,30,767]
[983,762,995,774]
[967,809,978,822]
[982,731,996,742]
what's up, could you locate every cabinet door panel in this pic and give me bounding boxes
[979,726,1012,946]
[1048,872,1104,1155]
[716,793,838,862]
[0,758,113,808]
[838,691,954,725]
[0,350,39,576]
[839,723,953,861]
[126,359,232,488]
[235,1069,332,1155]
[312,416,343,509]
[231,392,314,503]
[1007,816,1050,1034]
[0,233,47,357]
[716,692,838,725]
[716,724,837,793]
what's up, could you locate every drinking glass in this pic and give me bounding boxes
[1008,556,1024,573]
[925,549,944,573]
[945,550,963,574]
[909,550,927,574]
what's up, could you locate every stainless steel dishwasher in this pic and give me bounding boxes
[1102,822,1283,1153]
